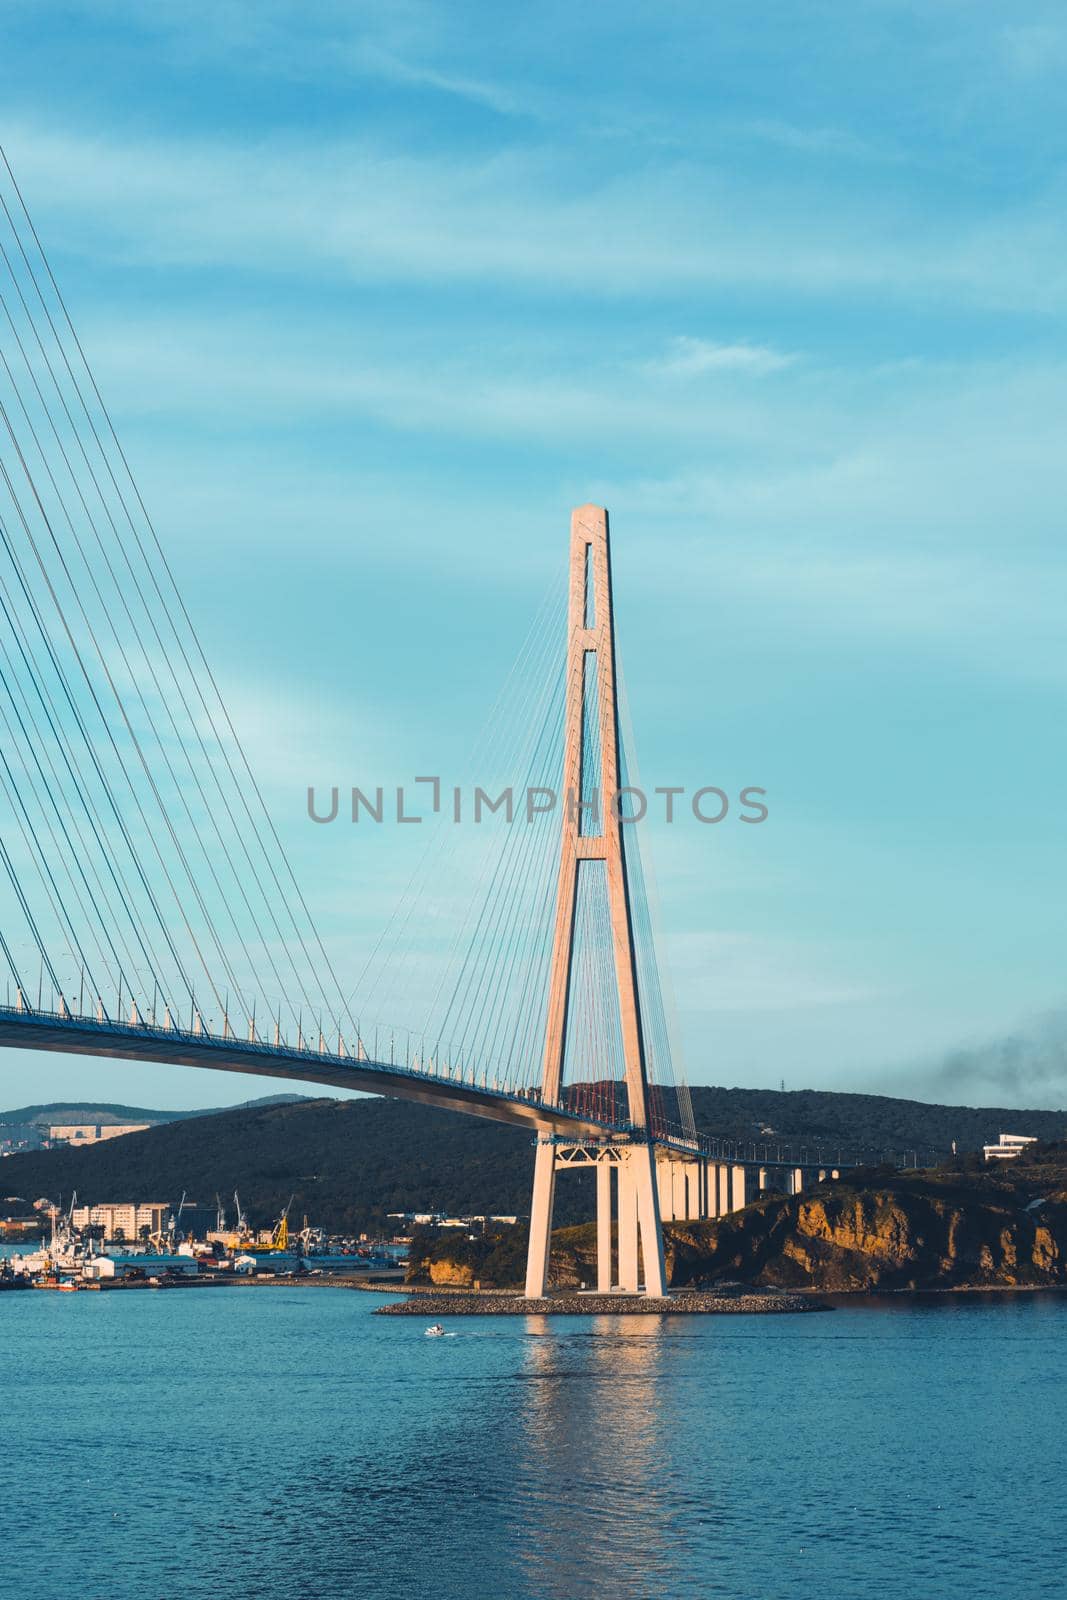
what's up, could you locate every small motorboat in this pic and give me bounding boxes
[425,1323,448,1337]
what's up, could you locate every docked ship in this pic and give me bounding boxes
[9,1205,198,1282]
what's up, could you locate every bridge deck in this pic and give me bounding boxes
[0,1005,886,1169]
[0,1004,621,1141]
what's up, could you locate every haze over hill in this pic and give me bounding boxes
[3,1086,1064,1235]
[880,1006,1067,1110]
[0,1095,310,1126]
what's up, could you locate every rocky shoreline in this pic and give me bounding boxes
[376,1285,825,1316]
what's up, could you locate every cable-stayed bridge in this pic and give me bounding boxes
[0,149,865,1297]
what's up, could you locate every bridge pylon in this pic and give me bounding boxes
[524,506,667,1299]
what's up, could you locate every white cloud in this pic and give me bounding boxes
[352,44,526,116]
[650,336,794,378]
[6,117,1067,311]
[45,299,1067,694]
[46,0,528,115]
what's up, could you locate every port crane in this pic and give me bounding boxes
[260,1194,295,1253]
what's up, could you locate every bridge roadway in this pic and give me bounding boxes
[0,1003,905,1171]
[0,1002,636,1144]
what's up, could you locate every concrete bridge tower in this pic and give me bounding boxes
[524,506,667,1299]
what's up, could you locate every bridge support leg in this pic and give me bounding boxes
[632,1146,667,1298]
[673,1163,688,1222]
[618,1155,639,1292]
[658,1162,674,1222]
[524,1140,557,1298]
[596,1158,613,1292]
[687,1162,705,1220]
[730,1165,746,1213]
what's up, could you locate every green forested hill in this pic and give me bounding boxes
[1,1097,542,1233]
[2,1085,1065,1234]
[0,1094,308,1125]
[686,1086,1067,1152]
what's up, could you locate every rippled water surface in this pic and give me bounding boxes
[4,1287,1066,1599]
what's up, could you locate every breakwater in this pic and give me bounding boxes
[377,1285,824,1315]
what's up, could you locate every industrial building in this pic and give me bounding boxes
[48,1123,151,1146]
[70,1202,170,1240]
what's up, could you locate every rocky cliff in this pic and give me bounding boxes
[408,1143,1067,1292]
[669,1143,1067,1291]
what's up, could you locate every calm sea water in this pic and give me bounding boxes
[3,1286,1065,1600]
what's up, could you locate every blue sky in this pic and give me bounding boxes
[1,0,1066,1112]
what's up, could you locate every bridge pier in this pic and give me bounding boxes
[596,1158,612,1292]
[656,1156,720,1224]
[661,1159,689,1224]
[730,1164,746,1212]
[618,1156,639,1291]
[657,1160,674,1223]
[526,1139,666,1299]
[632,1147,667,1295]
[524,1140,558,1298]
[679,1162,695,1221]
[674,1163,684,1221]
[708,1162,747,1216]
[687,1161,704,1220]
[657,1156,705,1224]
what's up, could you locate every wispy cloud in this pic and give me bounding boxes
[1001,22,1067,79]
[737,117,890,162]
[52,0,528,115]
[649,336,794,378]
[7,117,1067,312]
[352,44,526,116]
[82,309,792,444]
[66,298,1067,693]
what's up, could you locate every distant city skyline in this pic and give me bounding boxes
[2,2,1067,1110]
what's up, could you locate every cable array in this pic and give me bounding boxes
[0,146,354,1046]
[618,667,697,1142]
[347,572,569,1087]
[0,147,694,1138]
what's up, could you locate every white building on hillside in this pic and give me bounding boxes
[983,1133,1037,1162]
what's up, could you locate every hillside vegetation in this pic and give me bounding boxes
[2,1086,1064,1235]
[0,1094,307,1126]
[0,1097,552,1232]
